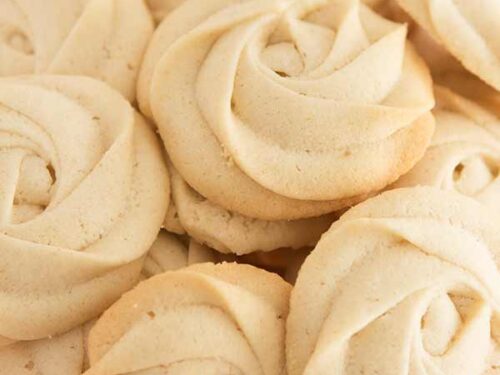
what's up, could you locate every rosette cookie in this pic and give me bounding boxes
[385,14,500,117]
[142,231,218,278]
[396,0,500,90]
[395,86,500,210]
[0,0,153,100]
[0,76,169,342]
[169,164,335,254]
[138,0,435,221]
[84,263,291,375]
[287,187,500,375]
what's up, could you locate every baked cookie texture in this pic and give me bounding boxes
[395,85,500,209]
[287,187,500,375]
[84,263,291,375]
[0,76,169,342]
[383,3,500,118]
[396,0,500,90]
[138,0,435,222]
[168,164,336,254]
[0,319,94,375]
[0,0,153,100]
[0,324,88,375]
[142,230,218,278]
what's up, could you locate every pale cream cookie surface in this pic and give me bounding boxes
[395,85,500,210]
[0,75,169,343]
[84,263,291,375]
[0,0,153,100]
[287,187,500,375]
[396,0,500,90]
[138,0,435,221]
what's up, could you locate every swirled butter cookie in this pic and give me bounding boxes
[0,75,169,342]
[0,0,153,100]
[138,0,434,221]
[395,86,500,210]
[85,263,291,375]
[396,0,500,90]
[287,187,500,375]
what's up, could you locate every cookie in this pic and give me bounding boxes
[395,85,500,209]
[287,187,500,375]
[142,231,218,277]
[0,328,83,375]
[396,0,500,90]
[85,263,291,375]
[0,0,153,100]
[169,163,336,254]
[138,0,434,220]
[0,320,94,375]
[0,75,169,342]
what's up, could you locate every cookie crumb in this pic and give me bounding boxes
[24,360,35,370]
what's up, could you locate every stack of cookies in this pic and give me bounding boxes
[0,0,499,374]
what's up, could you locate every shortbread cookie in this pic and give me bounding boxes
[0,0,153,100]
[169,164,335,254]
[287,187,500,375]
[395,86,500,209]
[386,11,500,117]
[142,231,218,277]
[0,76,169,342]
[396,0,500,90]
[138,0,434,220]
[85,263,291,375]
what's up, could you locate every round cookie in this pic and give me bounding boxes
[396,0,500,90]
[138,0,435,220]
[168,163,336,254]
[395,85,500,209]
[0,75,169,342]
[287,187,500,375]
[0,0,153,100]
[85,263,291,375]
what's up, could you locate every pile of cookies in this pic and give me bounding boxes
[0,0,499,374]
